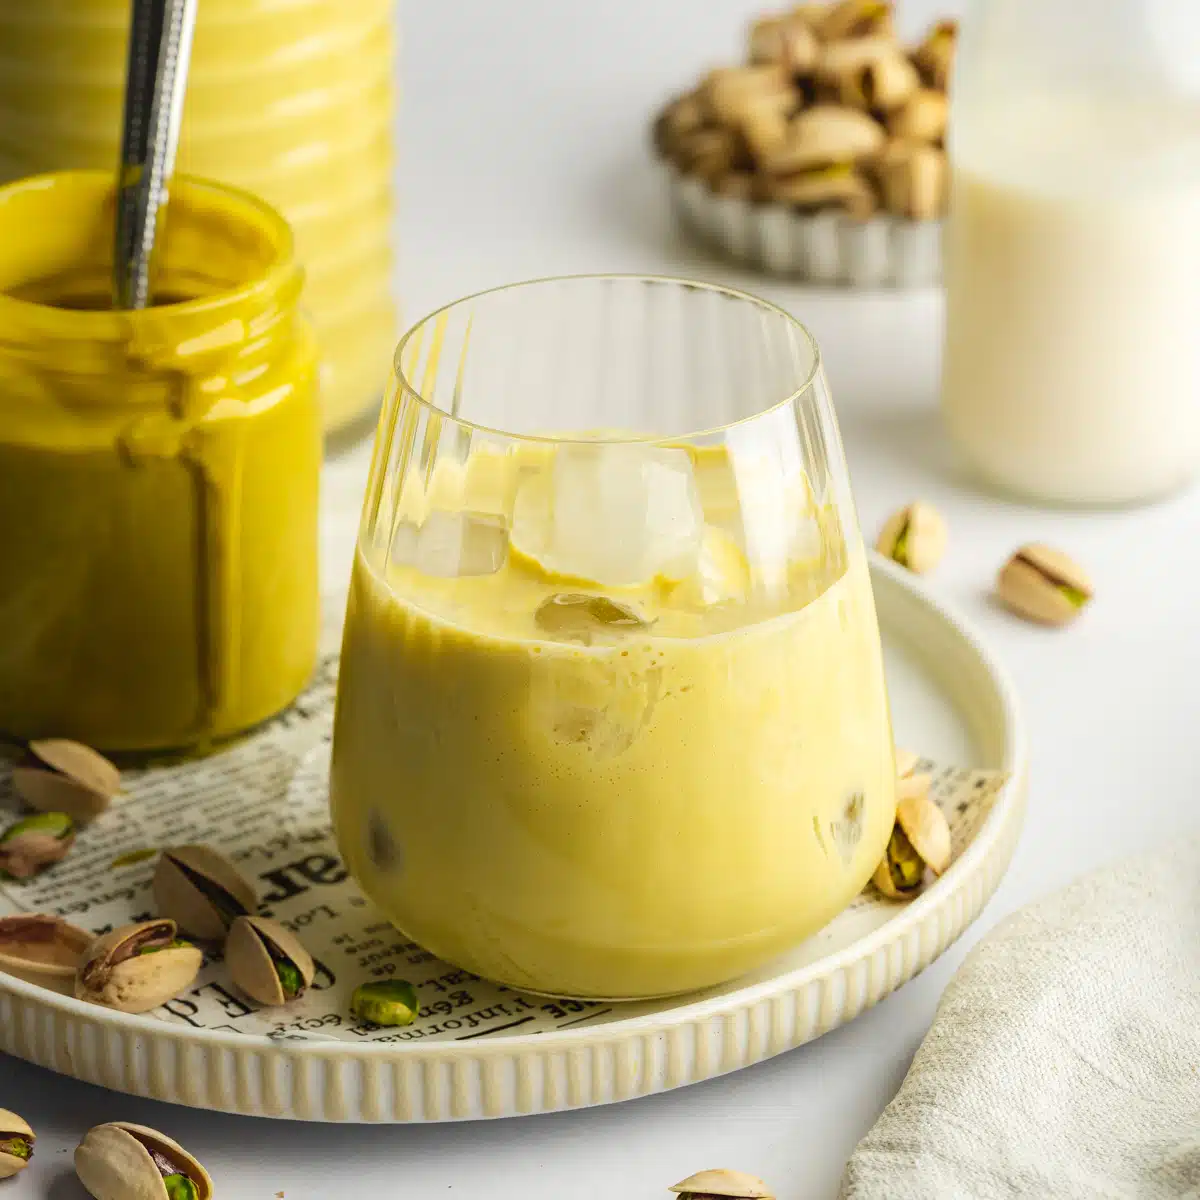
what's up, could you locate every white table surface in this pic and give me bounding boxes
[7,1,1200,1196]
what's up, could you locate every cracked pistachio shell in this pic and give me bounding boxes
[896,785,951,876]
[75,919,202,1014]
[0,1109,34,1180]
[226,916,314,1007]
[880,142,947,220]
[872,823,925,900]
[153,844,257,941]
[0,811,75,879]
[0,913,92,994]
[748,14,818,72]
[75,1122,211,1200]
[764,104,885,174]
[820,38,918,112]
[876,501,947,574]
[670,1168,776,1197]
[997,545,1092,627]
[913,18,957,90]
[873,775,947,900]
[13,739,120,822]
[819,0,893,40]
[887,87,948,143]
[658,92,706,149]
[700,64,793,126]
[671,126,738,180]
[763,164,877,218]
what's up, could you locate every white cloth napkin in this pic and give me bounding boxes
[839,837,1200,1199]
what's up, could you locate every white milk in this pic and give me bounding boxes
[940,93,1200,504]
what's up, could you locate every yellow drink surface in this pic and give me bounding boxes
[331,448,895,999]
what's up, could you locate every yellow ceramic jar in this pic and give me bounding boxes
[0,172,321,752]
[0,0,398,436]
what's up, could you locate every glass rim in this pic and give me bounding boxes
[391,273,824,445]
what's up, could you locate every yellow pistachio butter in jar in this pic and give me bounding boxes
[0,172,321,752]
[331,277,897,1000]
[0,0,398,436]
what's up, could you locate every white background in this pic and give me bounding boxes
[8,0,1200,1196]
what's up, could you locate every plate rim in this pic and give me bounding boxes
[0,554,1026,1086]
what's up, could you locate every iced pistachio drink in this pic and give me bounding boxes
[331,438,896,1000]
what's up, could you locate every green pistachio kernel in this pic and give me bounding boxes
[276,960,304,999]
[0,811,74,843]
[887,826,924,892]
[351,979,419,1027]
[138,939,191,955]
[0,1136,31,1161]
[163,1173,199,1200]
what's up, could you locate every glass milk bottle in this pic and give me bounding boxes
[940,0,1200,504]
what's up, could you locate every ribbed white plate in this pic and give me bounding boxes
[0,556,1025,1122]
[661,160,943,287]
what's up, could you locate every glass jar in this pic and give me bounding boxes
[941,0,1200,505]
[0,0,398,438]
[0,171,321,752]
[331,276,896,1000]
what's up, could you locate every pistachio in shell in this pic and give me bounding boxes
[872,774,950,900]
[153,844,257,941]
[912,18,957,91]
[0,912,92,995]
[818,0,894,41]
[819,37,917,112]
[879,142,948,221]
[0,1110,34,1180]
[876,501,947,574]
[670,1167,776,1198]
[75,1122,211,1200]
[12,738,120,822]
[997,545,1092,627]
[226,916,314,1007]
[350,978,419,1027]
[897,782,951,876]
[887,86,948,144]
[747,13,818,73]
[0,811,75,880]
[762,104,885,175]
[764,163,877,218]
[75,919,202,1014]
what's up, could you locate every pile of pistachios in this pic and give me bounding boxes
[653,0,955,221]
[1,1109,212,1198]
[1,740,420,1027]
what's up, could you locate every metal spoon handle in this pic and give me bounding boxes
[113,0,197,310]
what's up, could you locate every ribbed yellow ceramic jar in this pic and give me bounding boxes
[0,0,398,436]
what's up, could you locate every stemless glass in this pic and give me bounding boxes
[331,276,896,1001]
